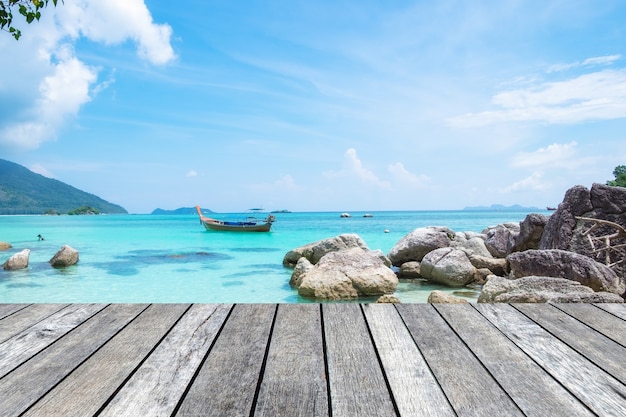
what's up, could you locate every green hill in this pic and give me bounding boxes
[0,159,127,215]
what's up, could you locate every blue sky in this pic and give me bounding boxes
[2,0,626,213]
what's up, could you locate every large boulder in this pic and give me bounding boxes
[388,226,454,266]
[420,247,477,287]
[468,254,508,276]
[397,261,421,278]
[297,247,398,300]
[49,245,79,268]
[0,242,12,251]
[283,234,369,267]
[483,222,519,258]
[509,213,548,253]
[2,249,30,270]
[289,257,314,287]
[478,275,624,303]
[450,232,493,258]
[507,249,625,295]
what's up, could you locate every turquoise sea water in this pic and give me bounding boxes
[0,210,546,303]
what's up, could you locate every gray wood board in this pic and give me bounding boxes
[476,303,626,416]
[363,304,455,417]
[253,304,328,417]
[0,304,106,379]
[594,303,626,320]
[396,303,524,417]
[322,303,397,416]
[553,303,626,347]
[22,304,190,417]
[176,303,276,417]
[0,304,148,417]
[0,304,68,344]
[100,304,232,417]
[435,304,592,417]
[514,303,626,383]
[0,303,29,320]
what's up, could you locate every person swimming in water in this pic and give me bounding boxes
[37,234,44,241]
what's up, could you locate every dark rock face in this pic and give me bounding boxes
[509,213,548,253]
[539,184,626,287]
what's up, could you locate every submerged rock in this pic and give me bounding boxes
[49,245,79,268]
[2,249,30,270]
[478,275,624,303]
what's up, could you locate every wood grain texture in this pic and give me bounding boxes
[0,304,148,417]
[514,303,626,383]
[553,303,626,347]
[22,304,190,417]
[100,304,232,417]
[436,304,592,417]
[176,303,276,417]
[0,304,68,343]
[363,304,455,417]
[594,303,626,320]
[0,303,29,320]
[396,303,524,417]
[476,303,626,416]
[0,304,105,378]
[254,304,328,417]
[322,303,397,417]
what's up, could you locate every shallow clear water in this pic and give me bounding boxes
[0,210,544,303]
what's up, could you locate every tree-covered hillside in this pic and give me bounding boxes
[0,159,127,214]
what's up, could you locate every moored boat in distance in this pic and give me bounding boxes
[195,206,275,232]
[340,212,351,218]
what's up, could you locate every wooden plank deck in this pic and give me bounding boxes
[0,303,624,417]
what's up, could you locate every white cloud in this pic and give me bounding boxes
[0,0,175,150]
[185,170,198,178]
[324,148,391,189]
[449,68,626,127]
[501,171,548,193]
[388,162,430,187]
[29,163,55,178]
[546,54,621,73]
[510,142,578,169]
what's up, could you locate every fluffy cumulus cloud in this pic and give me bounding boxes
[0,0,175,150]
[449,56,626,127]
[510,142,578,169]
[501,172,548,193]
[388,162,430,188]
[324,148,391,189]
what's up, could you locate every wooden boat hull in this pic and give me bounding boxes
[195,206,273,232]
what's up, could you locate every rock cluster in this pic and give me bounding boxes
[1,245,80,271]
[284,183,626,303]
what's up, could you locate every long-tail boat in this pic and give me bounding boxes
[195,205,275,232]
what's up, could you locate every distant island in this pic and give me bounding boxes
[151,207,214,215]
[463,204,542,211]
[0,159,127,215]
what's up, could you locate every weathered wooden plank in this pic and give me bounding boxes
[176,303,276,417]
[553,303,626,347]
[476,303,626,416]
[0,304,68,344]
[396,304,524,417]
[22,304,190,417]
[595,303,626,320]
[435,304,593,417]
[0,304,106,379]
[363,304,455,417]
[100,304,232,417]
[254,304,328,417]
[514,303,626,383]
[0,304,148,417]
[0,304,30,320]
[322,303,397,417]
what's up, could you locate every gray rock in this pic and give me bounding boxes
[283,233,369,267]
[388,226,454,266]
[420,247,477,287]
[451,233,493,258]
[289,257,314,287]
[376,294,401,303]
[0,242,12,251]
[483,222,519,258]
[478,275,624,303]
[427,290,468,304]
[507,249,625,295]
[49,245,79,268]
[2,249,30,270]
[398,261,421,278]
[468,254,508,276]
[509,213,548,253]
[297,247,398,300]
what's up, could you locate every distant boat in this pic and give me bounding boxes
[271,209,292,213]
[363,213,373,218]
[340,213,351,218]
[195,206,275,232]
[547,206,557,211]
